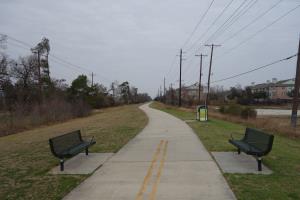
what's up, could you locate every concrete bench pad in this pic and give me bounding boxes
[212,152,272,174]
[50,153,114,175]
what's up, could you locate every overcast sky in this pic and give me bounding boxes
[0,0,299,97]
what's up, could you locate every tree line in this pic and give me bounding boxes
[0,36,151,136]
[155,83,290,107]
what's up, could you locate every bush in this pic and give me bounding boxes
[226,104,243,115]
[219,104,256,119]
[241,107,257,119]
[0,97,91,136]
[219,105,225,113]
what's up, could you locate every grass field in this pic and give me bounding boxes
[151,102,300,200]
[0,104,147,200]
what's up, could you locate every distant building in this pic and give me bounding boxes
[178,83,207,101]
[249,78,294,100]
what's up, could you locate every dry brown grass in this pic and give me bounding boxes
[156,102,300,138]
[0,98,91,136]
[0,104,147,200]
[208,109,300,138]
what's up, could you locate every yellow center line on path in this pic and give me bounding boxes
[135,140,164,200]
[149,140,168,200]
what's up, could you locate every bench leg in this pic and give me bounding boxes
[257,157,262,171]
[60,159,64,171]
[237,149,241,154]
[85,148,89,155]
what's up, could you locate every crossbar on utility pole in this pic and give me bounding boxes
[291,38,300,127]
[205,44,221,118]
[195,54,207,104]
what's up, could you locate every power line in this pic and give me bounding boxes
[182,56,197,75]
[6,40,82,73]
[2,34,93,73]
[185,0,235,52]
[7,41,93,83]
[49,54,92,73]
[6,40,93,76]
[204,0,249,45]
[211,53,298,83]
[6,40,31,52]
[220,0,284,45]
[210,0,259,43]
[217,4,300,58]
[2,34,32,49]
[165,54,177,80]
[49,58,86,74]
[192,0,249,55]
[181,0,215,49]
[1,33,112,83]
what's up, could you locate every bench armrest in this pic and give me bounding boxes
[82,136,96,145]
[90,136,95,144]
[230,132,241,140]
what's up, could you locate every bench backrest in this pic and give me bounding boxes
[243,128,274,154]
[49,130,83,157]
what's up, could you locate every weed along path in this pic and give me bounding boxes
[63,103,236,200]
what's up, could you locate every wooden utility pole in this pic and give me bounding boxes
[205,44,221,118]
[195,54,207,104]
[170,83,174,105]
[91,72,94,87]
[36,50,43,103]
[291,38,300,127]
[160,85,162,99]
[111,82,115,99]
[31,49,43,103]
[37,51,41,90]
[179,49,183,107]
[163,77,166,103]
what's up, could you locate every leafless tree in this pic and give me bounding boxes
[11,56,37,89]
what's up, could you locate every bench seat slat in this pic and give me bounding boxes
[229,139,263,156]
[60,142,91,157]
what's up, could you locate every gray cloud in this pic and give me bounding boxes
[1,0,299,96]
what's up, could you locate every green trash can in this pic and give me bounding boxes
[196,105,208,122]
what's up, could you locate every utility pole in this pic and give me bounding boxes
[179,49,183,107]
[160,85,162,100]
[91,72,95,87]
[33,50,43,103]
[111,82,115,99]
[157,88,160,99]
[291,38,300,127]
[163,77,166,103]
[170,83,174,105]
[195,54,207,105]
[31,45,42,103]
[205,44,221,118]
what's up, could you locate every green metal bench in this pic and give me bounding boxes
[229,128,274,171]
[49,130,96,171]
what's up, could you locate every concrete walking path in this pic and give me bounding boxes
[63,103,236,200]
